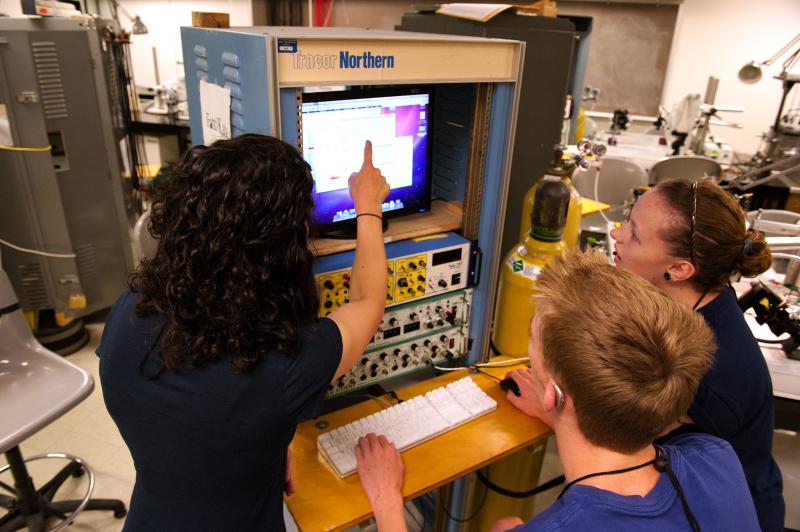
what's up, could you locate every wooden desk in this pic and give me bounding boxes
[285,358,552,531]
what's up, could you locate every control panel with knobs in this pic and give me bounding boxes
[314,233,470,317]
[328,329,469,396]
[370,290,470,348]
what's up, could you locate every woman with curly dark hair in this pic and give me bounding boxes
[97,135,389,531]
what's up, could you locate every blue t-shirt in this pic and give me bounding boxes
[97,289,342,531]
[690,288,784,531]
[512,434,759,531]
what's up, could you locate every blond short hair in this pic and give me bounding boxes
[534,249,715,453]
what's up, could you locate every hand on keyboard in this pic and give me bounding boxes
[355,434,404,508]
[318,377,497,477]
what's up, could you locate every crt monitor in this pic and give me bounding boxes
[300,86,432,233]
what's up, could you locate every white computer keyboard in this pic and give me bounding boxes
[317,376,497,477]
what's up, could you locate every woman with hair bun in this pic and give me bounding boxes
[611,178,784,531]
[97,135,389,531]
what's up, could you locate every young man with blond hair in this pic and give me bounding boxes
[355,250,761,531]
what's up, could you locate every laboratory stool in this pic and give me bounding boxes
[648,155,721,185]
[574,156,648,228]
[0,270,126,531]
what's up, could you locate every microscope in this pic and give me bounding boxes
[738,280,800,360]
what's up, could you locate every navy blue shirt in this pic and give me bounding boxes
[512,434,759,531]
[682,288,783,531]
[97,289,342,531]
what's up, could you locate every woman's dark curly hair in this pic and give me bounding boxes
[130,134,319,372]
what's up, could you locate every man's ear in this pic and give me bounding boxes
[666,259,695,283]
[543,381,558,412]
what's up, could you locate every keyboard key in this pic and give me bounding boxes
[317,377,497,477]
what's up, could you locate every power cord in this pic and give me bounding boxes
[477,470,566,498]
[0,238,77,259]
[0,144,52,152]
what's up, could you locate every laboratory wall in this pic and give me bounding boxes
[661,0,800,155]
[0,0,254,89]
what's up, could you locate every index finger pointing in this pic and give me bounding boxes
[361,140,373,169]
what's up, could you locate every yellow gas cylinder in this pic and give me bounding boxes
[518,148,581,248]
[494,175,569,358]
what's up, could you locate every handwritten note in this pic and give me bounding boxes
[199,80,231,145]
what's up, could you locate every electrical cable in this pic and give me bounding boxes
[594,163,613,225]
[477,470,566,498]
[0,238,77,259]
[432,358,529,375]
[472,367,502,382]
[0,144,52,152]
[441,468,489,523]
[756,338,788,344]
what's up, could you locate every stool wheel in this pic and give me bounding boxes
[114,507,128,518]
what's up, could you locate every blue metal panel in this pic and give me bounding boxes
[468,82,515,365]
[181,27,272,145]
[313,232,468,274]
[432,84,473,202]
[279,88,299,147]
[444,97,515,530]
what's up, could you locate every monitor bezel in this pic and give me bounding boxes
[300,85,434,235]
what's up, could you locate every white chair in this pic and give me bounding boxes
[648,155,722,185]
[573,157,648,226]
[0,270,126,531]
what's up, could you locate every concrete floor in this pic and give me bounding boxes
[2,322,798,530]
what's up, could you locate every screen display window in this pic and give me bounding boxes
[301,88,432,229]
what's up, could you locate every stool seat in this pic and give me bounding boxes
[0,270,126,531]
[0,315,93,453]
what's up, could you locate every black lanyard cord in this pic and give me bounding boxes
[558,445,701,532]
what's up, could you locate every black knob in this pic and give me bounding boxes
[394,348,402,356]
[419,259,426,266]
[417,286,425,293]
[370,363,379,372]
[409,262,417,269]
[380,352,388,360]
[391,364,398,371]
[436,319,444,326]
[440,335,447,342]
[417,275,425,282]
[323,280,334,289]
[359,374,367,381]
[409,312,418,320]
[424,340,431,347]
[432,345,440,354]
[323,300,333,309]
[389,318,398,326]
[398,278,408,288]
[402,354,411,362]
[343,281,350,289]
[438,279,448,288]
[361,357,369,365]
[425,321,434,329]
[435,306,443,314]
[410,343,418,351]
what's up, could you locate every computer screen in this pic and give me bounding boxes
[300,87,432,231]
